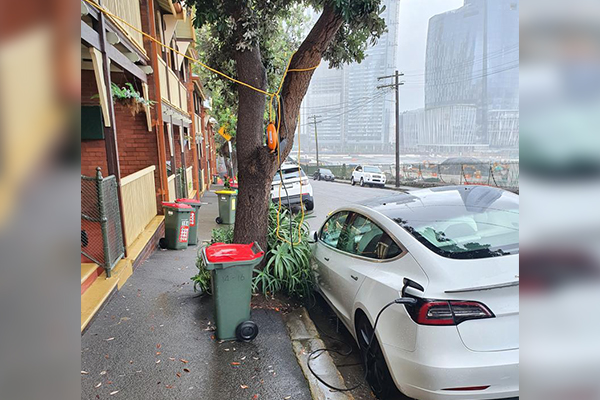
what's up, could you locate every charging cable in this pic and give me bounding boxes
[307,298,416,392]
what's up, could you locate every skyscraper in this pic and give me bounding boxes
[423,0,519,151]
[299,0,399,154]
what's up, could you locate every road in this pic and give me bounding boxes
[306,179,405,231]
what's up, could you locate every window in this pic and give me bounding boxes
[319,211,350,248]
[272,168,307,182]
[356,166,362,172]
[364,166,381,173]
[338,213,402,260]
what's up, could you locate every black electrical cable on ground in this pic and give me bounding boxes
[306,300,400,392]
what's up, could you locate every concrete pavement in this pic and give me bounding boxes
[81,190,312,400]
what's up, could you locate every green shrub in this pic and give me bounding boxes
[191,203,313,299]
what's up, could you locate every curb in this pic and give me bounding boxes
[321,178,412,193]
[283,307,355,400]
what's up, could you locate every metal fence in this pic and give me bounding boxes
[81,168,125,277]
[302,161,519,192]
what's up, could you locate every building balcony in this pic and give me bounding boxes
[157,57,189,114]
[90,0,146,56]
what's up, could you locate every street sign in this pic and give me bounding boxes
[218,126,231,141]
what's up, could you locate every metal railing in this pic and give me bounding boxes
[81,168,125,277]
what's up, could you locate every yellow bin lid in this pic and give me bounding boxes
[215,190,237,195]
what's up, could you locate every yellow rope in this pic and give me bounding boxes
[82,0,318,97]
[84,0,316,245]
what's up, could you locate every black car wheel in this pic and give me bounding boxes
[305,200,314,211]
[360,178,365,187]
[351,177,356,186]
[356,314,404,400]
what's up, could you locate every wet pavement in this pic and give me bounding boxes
[81,190,311,400]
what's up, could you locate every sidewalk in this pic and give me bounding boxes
[81,190,312,400]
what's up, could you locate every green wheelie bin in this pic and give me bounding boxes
[175,198,201,245]
[200,242,265,341]
[161,202,193,250]
[214,190,237,225]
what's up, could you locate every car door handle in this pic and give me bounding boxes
[351,275,358,281]
[324,257,330,261]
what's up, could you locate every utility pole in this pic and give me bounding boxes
[309,115,321,168]
[377,70,404,188]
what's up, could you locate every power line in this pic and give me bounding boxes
[298,89,392,126]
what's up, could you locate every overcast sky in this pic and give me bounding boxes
[396,0,464,111]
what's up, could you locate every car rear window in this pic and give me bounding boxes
[273,168,306,182]
[391,205,519,259]
[364,166,381,173]
[321,169,333,174]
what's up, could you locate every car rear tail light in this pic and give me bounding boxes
[408,298,494,325]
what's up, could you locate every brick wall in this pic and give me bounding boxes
[81,69,108,177]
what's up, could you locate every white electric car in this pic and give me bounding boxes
[271,163,314,211]
[311,186,519,400]
[351,165,387,188]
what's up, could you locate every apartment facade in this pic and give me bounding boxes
[80,0,216,331]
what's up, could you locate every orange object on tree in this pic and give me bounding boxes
[266,122,278,152]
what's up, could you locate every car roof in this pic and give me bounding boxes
[279,162,301,170]
[360,185,518,221]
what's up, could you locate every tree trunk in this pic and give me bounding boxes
[232,42,273,250]
[232,3,344,251]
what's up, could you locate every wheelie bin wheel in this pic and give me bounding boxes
[216,216,223,224]
[236,321,258,342]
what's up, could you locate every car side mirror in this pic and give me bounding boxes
[309,230,318,244]
[402,278,424,297]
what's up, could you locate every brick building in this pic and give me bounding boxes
[80,0,217,331]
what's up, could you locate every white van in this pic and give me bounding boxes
[271,163,314,211]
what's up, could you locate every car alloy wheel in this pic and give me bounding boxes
[356,315,403,400]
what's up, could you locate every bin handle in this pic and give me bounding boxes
[251,241,264,258]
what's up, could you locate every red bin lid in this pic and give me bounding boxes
[162,202,192,209]
[176,198,202,205]
[205,243,264,263]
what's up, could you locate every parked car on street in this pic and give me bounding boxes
[313,168,335,181]
[310,186,519,400]
[271,163,314,211]
[351,165,386,187]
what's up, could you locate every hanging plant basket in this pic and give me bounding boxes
[109,82,155,116]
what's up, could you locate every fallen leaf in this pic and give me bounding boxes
[156,344,161,349]
[169,357,176,361]
[252,357,259,360]
[109,390,119,395]
[231,362,240,366]
[156,352,161,355]
[241,356,247,361]
[81,371,89,375]
[100,371,107,376]
[284,396,291,399]
[105,355,109,359]
[224,349,230,352]
[180,359,188,364]
[176,373,181,378]
[107,381,112,384]
[105,337,115,341]
[95,383,102,388]
[240,385,248,389]
[165,385,173,389]
[156,360,161,364]
[252,395,259,400]
[183,368,190,373]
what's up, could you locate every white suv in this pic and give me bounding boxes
[351,165,386,188]
[271,163,314,211]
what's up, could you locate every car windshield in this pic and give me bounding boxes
[386,194,519,259]
[364,166,381,173]
[321,169,332,174]
[273,168,306,182]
